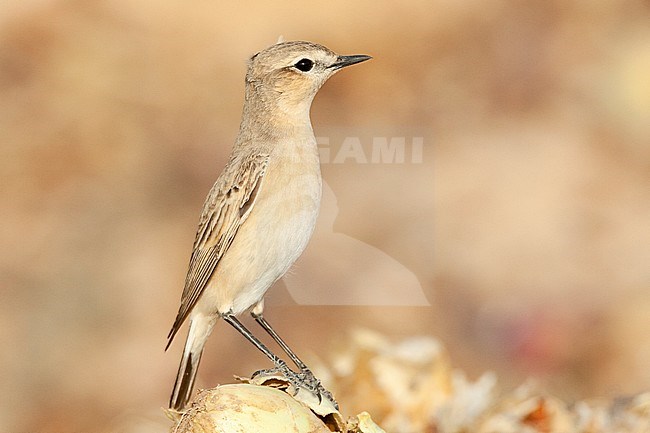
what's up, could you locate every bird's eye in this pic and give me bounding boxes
[294,58,314,72]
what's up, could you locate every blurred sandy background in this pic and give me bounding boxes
[1,1,649,432]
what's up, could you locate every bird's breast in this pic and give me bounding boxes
[257,139,322,249]
[206,138,322,315]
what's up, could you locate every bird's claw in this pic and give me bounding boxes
[251,362,338,410]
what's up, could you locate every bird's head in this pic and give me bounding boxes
[244,41,371,115]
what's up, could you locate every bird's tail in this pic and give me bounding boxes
[169,315,215,411]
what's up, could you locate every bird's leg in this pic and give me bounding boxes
[222,314,296,377]
[225,312,338,408]
[250,311,338,404]
[251,311,310,372]
[223,314,310,390]
[251,312,338,409]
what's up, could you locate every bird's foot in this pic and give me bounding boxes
[251,359,298,383]
[302,369,338,410]
[289,365,339,411]
[251,361,338,411]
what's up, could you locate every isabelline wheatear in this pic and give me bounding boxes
[166,40,371,411]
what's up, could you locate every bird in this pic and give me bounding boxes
[165,40,371,411]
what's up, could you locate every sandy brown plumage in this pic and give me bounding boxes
[166,40,370,411]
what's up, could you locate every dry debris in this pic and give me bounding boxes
[325,330,650,433]
[168,330,650,433]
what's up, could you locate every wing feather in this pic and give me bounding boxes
[166,152,269,348]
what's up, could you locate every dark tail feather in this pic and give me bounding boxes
[169,348,203,411]
[165,317,181,352]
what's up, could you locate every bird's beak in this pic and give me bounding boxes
[328,54,372,70]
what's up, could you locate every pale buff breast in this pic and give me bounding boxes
[195,139,322,316]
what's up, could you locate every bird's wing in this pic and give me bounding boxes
[166,152,269,348]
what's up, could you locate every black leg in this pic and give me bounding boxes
[237,312,338,409]
[222,314,286,367]
[251,313,339,409]
[251,312,310,371]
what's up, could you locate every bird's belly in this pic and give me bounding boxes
[197,157,321,316]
